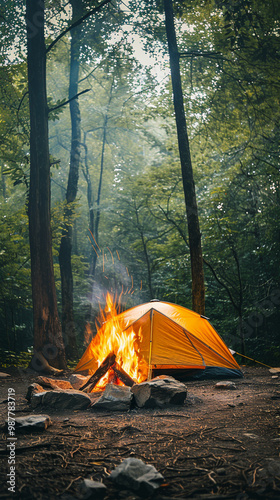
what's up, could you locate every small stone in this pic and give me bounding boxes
[92,384,133,411]
[227,403,236,407]
[243,433,258,439]
[80,479,107,499]
[0,372,11,377]
[269,368,280,374]
[215,381,237,390]
[6,415,52,431]
[216,468,226,475]
[109,457,164,495]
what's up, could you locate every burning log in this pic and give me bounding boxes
[80,353,116,392]
[112,362,135,387]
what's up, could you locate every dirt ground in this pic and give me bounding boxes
[0,366,279,500]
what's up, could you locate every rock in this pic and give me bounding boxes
[26,383,45,402]
[91,384,133,411]
[243,433,258,439]
[215,381,237,390]
[109,457,164,495]
[269,367,280,374]
[131,376,187,408]
[36,376,73,390]
[30,390,91,410]
[0,372,11,377]
[7,415,52,431]
[30,391,47,408]
[253,459,280,487]
[216,468,226,475]
[69,373,90,389]
[80,479,107,499]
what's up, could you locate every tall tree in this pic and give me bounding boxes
[26,0,66,368]
[163,0,205,315]
[59,0,84,359]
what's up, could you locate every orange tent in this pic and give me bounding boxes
[75,300,243,379]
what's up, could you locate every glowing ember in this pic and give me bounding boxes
[86,293,148,391]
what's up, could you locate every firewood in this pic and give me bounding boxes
[112,362,135,387]
[79,353,116,392]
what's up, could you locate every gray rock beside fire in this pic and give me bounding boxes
[26,375,187,411]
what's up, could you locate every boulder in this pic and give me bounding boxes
[26,383,46,402]
[36,376,73,390]
[8,415,52,431]
[69,373,90,389]
[131,376,187,408]
[109,457,164,495]
[91,384,133,411]
[30,389,91,410]
[80,479,107,499]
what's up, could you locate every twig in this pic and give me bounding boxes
[70,444,81,458]
[62,476,82,493]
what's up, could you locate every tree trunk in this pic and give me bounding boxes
[163,0,205,315]
[59,0,83,359]
[82,132,96,277]
[135,202,154,299]
[92,80,114,278]
[26,0,66,369]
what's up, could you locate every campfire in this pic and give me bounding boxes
[79,294,148,393]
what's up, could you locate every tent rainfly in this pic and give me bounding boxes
[75,300,243,380]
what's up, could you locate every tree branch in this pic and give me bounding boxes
[48,89,90,113]
[179,51,226,60]
[17,91,29,121]
[203,258,239,312]
[46,0,111,54]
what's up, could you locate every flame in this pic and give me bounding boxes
[87,293,148,391]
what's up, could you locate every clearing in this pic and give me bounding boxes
[0,366,279,499]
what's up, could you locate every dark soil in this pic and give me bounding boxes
[0,366,279,500]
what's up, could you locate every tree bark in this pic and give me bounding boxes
[92,79,114,278]
[59,0,83,359]
[163,0,205,315]
[26,0,66,369]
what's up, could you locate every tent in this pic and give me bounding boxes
[75,300,243,379]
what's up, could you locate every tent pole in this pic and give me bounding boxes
[147,309,154,380]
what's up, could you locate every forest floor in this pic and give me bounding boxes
[0,366,279,500]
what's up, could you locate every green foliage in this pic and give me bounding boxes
[0,0,279,366]
[0,349,33,368]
